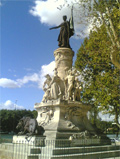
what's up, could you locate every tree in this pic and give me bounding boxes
[92,0,120,69]
[75,24,120,128]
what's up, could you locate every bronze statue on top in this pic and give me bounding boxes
[49,8,74,48]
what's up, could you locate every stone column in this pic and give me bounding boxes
[54,48,74,80]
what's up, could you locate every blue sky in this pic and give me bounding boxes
[0,0,85,110]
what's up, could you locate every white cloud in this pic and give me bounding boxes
[17,61,55,88]
[0,2,2,6]
[29,0,70,26]
[17,73,40,86]
[0,61,55,89]
[0,100,25,110]
[29,0,93,38]
[0,78,20,88]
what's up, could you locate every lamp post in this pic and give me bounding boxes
[13,100,18,133]
[14,100,18,110]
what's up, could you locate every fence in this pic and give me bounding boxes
[0,138,120,159]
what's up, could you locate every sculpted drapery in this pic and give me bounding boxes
[49,14,74,48]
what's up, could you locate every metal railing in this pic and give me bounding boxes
[0,138,120,159]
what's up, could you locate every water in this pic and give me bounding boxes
[0,134,13,143]
[0,134,13,139]
[0,134,120,140]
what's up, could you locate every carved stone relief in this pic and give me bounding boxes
[38,107,54,126]
[64,106,83,130]
[54,48,74,79]
[41,68,82,103]
[69,131,99,140]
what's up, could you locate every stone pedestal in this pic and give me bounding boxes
[34,47,111,146]
[34,100,95,140]
[13,135,46,146]
[54,48,74,80]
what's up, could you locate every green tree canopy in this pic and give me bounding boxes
[92,0,120,69]
[75,23,119,124]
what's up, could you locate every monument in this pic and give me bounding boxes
[3,10,120,159]
[34,13,110,146]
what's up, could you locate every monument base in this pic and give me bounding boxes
[34,100,95,139]
[34,99,111,146]
[12,135,46,146]
[70,138,111,147]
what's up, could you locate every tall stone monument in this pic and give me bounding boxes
[34,47,94,140]
[34,14,110,146]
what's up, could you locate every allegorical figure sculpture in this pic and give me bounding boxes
[73,77,82,101]
[42,68,82,102]
[42,69,65,102]
[42,74,52,102]
[65,69,75,100]
[65,68,81,101]
[48,69,62,99]
[49,8,74,48]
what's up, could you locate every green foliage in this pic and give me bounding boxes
[75,23,119,123]
[75,0,120,68]
[0,109,38,133]
[32,110,38,118]
[94,119,113,133]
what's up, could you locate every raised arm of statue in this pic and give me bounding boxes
[49,25,61,30]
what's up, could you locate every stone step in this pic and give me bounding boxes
[27,154,39,159]
[51,150,120,159]
[30,148,41,154]
[53,145,120,155]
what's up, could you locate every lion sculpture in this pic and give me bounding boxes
[16,117,45,136]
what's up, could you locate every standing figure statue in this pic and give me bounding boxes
[65,68,81,101]
[65,69,75,100]
[49,8,74,48]
[42,69,65,102]
[42,74,52,102]
[48,69,62,100]
[73,77,82,101]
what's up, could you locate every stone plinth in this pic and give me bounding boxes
[13,135,45,146]
[34,100,95,140]
[70,138,111,146]
[34,47,111,146]
[54,48,74,80]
